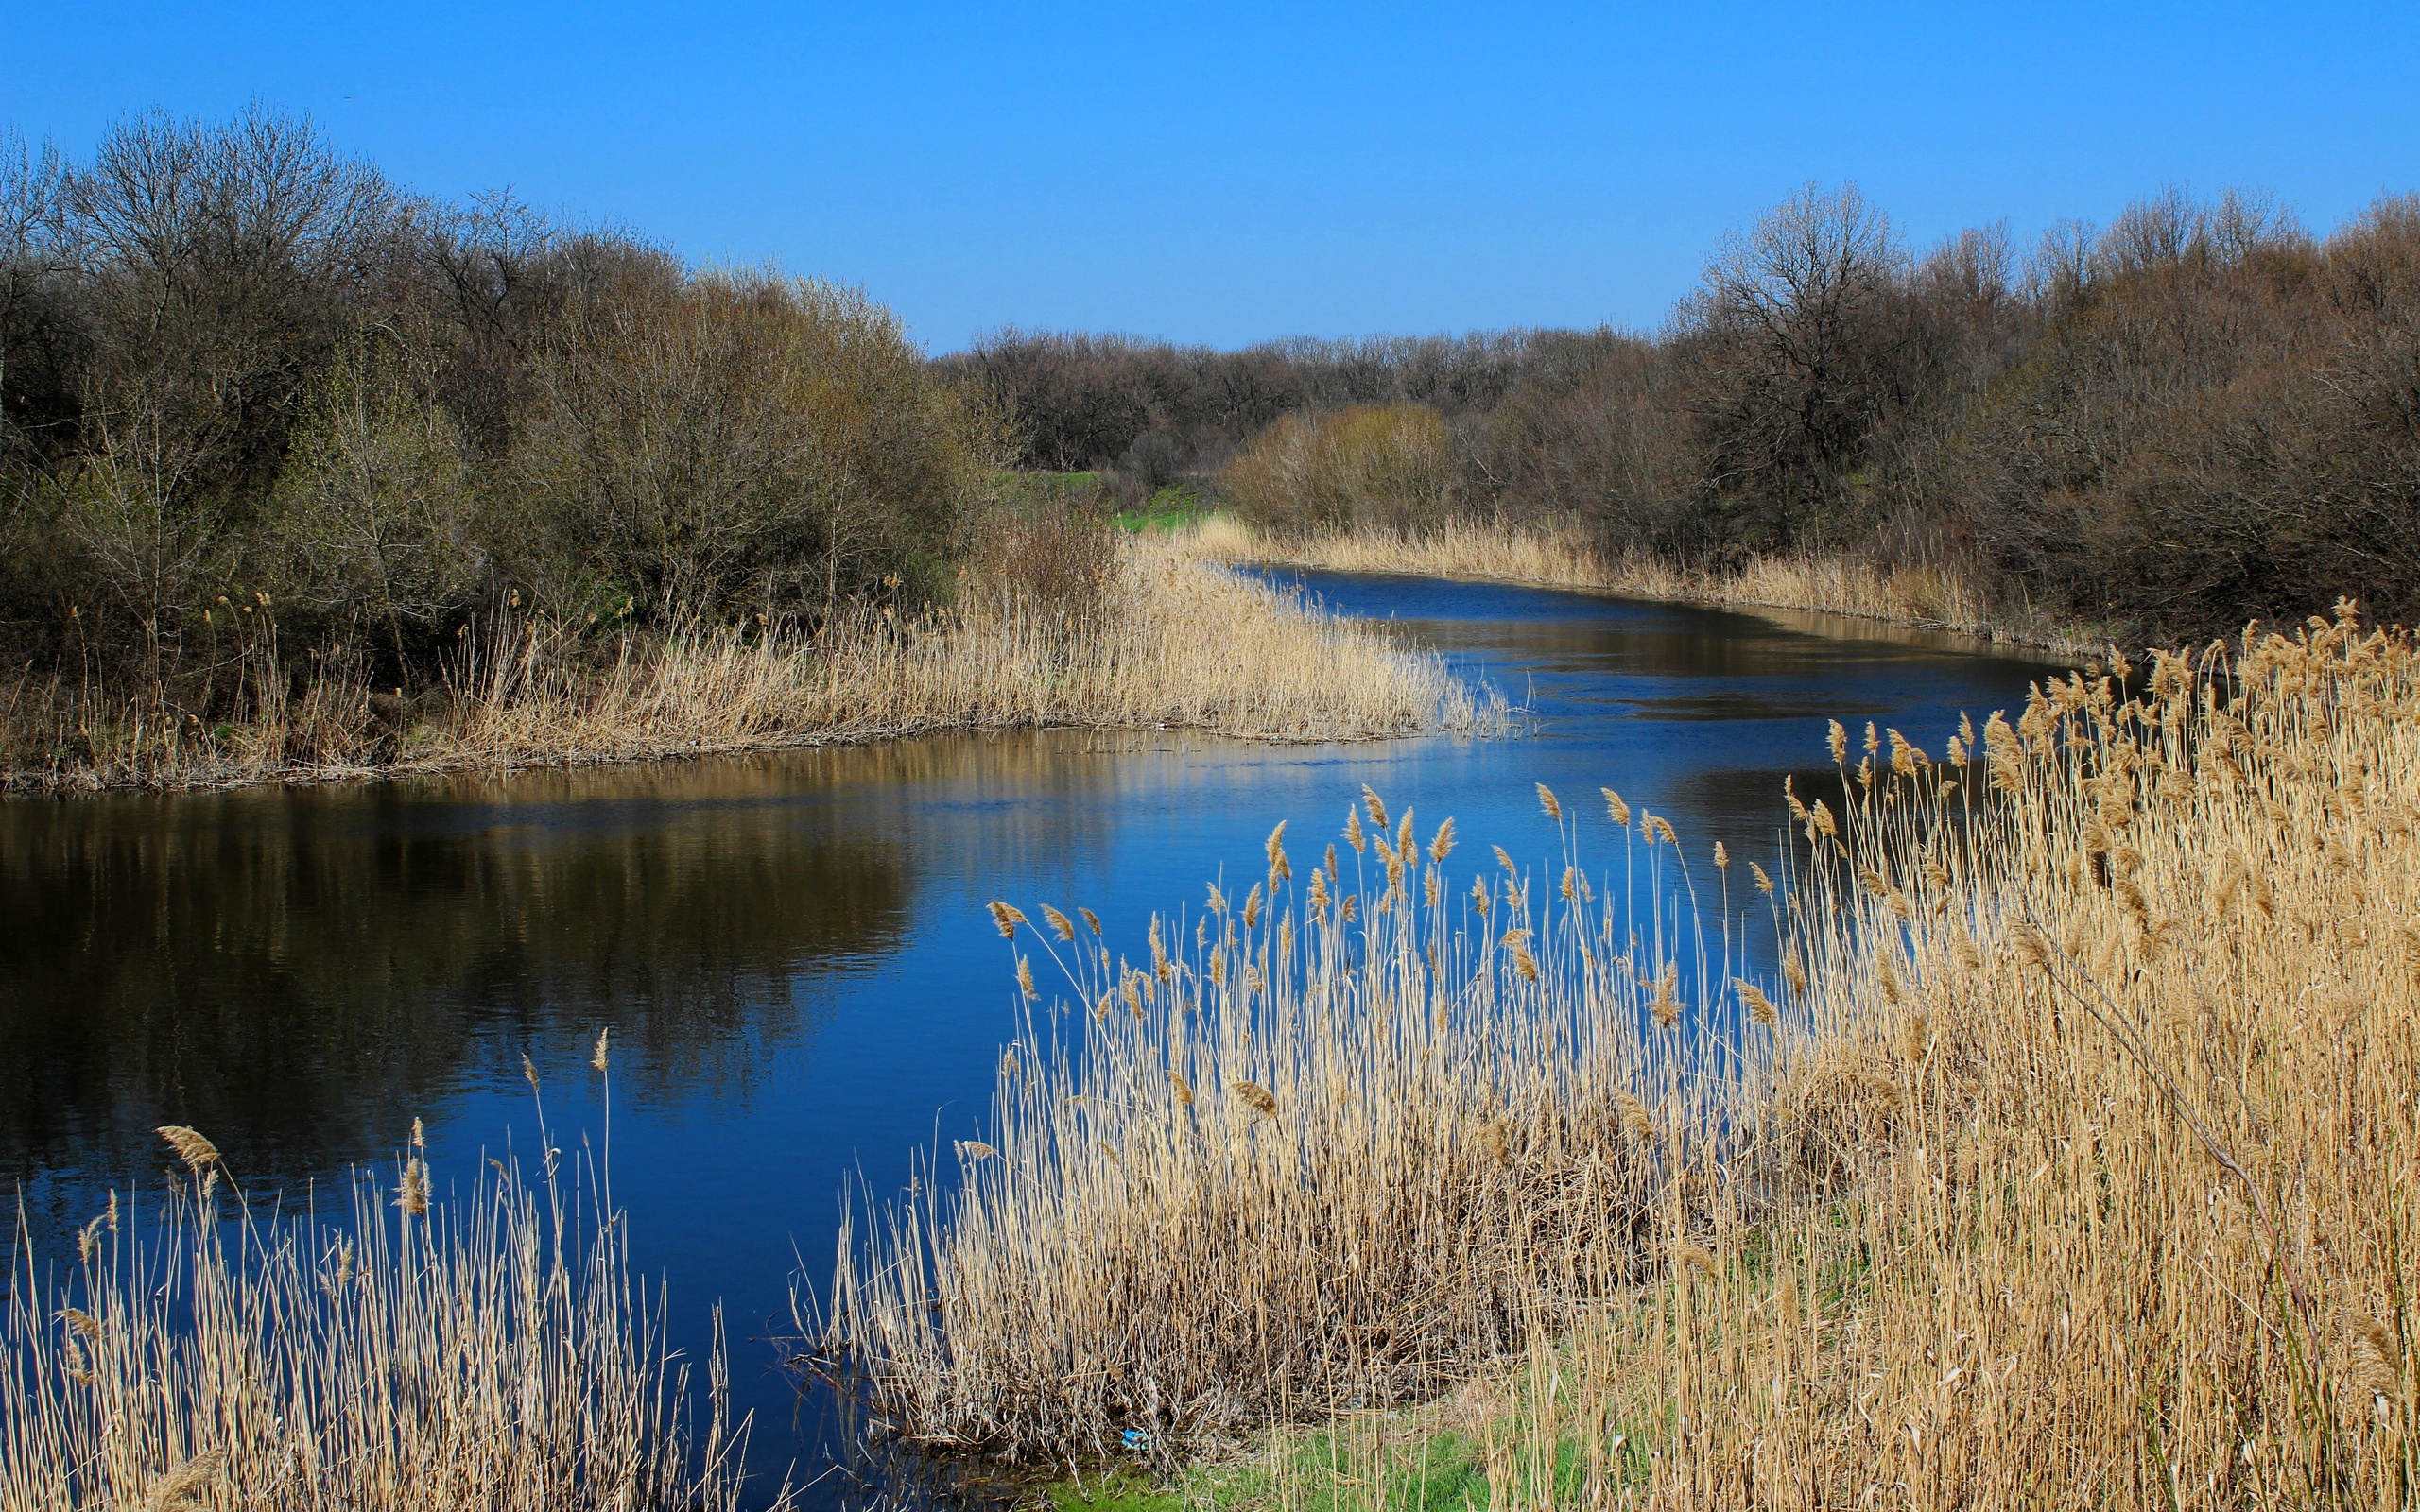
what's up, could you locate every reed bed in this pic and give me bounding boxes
[834,601,2419,1510]
[3,1098,762,1510]
[1527,604,2420,1509]
[4,538,1494,794]
[824,779,1781,1462]
[1183,514,2083,655]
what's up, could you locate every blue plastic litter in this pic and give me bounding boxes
[1122,1429,1151,1450]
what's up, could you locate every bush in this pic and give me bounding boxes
[1448,183,2420,635]
[1931,190,2420,634]
[1463,335,1694,550]
[507,272,994,619]
[1217,404,1456,537]
[269,335,486,668]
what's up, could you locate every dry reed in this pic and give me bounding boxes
[833,599,2420,1511]
[3,1108,765,1510]
[1183,514,2086,656]
[4,537,1496,794]
[823,786,1768,1462]
[1538,602,2420,1509]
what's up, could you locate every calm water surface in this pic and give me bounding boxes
[0,572,2065,1502]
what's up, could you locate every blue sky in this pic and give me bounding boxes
[8,2,2415,350]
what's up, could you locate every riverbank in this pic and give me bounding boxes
[1179,514,2100,658]
[1,539,1497,796]
[838,603,2418,1507]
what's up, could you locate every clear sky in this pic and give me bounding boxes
[7,2,2416,351]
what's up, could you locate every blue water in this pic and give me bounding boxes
[0,571,2064,1503]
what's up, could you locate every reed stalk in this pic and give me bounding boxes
[1182,514,2088,656]
[824,779,1767,1462]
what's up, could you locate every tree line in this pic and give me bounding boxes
[9,105,2413,712]
[963,185,2420,638]
[1,108,1000,713]
[939,326,1619,487]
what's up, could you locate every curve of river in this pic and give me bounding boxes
[0,569,2066,1503]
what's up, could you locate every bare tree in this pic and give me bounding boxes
[512,272,985,620]
[55,108,406,666]
[1675,182,1913,545]
[0,129,78,606]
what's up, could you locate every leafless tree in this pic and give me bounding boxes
[1674,182,1914,546]
[52,108,406,665]
[512,272,987,619]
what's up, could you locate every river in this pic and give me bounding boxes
[0,569,2064,1503]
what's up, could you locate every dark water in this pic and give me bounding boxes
[0,571,2064,1501]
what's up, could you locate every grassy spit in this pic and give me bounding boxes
[1181,514,2091,657]
[3,1063,764,1510]
[830,602,2418,1508]
[4,537,1495,794]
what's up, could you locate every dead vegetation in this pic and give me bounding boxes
[1180,513,2081,654]
[830,601,2420,1509]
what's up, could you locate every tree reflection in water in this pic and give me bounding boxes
[0,731,1146,1213]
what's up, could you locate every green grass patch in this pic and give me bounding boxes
[1047,1463,1207,1512]
[1115,485,1212,534]
[1041,1414,1661,1512]
[997,471,1111,513]
[1047,1425,1485,1512]
[989,472,1214,533]
[1040,1285,1702,1510]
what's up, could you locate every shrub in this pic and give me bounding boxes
[506,272,996,619]
[268,335,486,671]
[1217,404,1456,536]
[1940,191,2420,634]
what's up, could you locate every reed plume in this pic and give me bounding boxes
[829,779,1752,1460]
[154,1126,220,1173]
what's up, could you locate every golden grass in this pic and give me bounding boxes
[3,1094,765,1510]
[3,537,1495,794]
[832,602,2420,1509]
[1183,514,2087,656]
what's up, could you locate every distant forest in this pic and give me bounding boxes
[6,107,2417,723]
[957,185,2420,638]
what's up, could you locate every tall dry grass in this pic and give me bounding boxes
[823,779,1778,1462]
[1530,604,2420,1509]
[4,537,1495,794]
[831,602,2419,1509]
[3,1075,763,1510]
[1183,514,2084,656]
